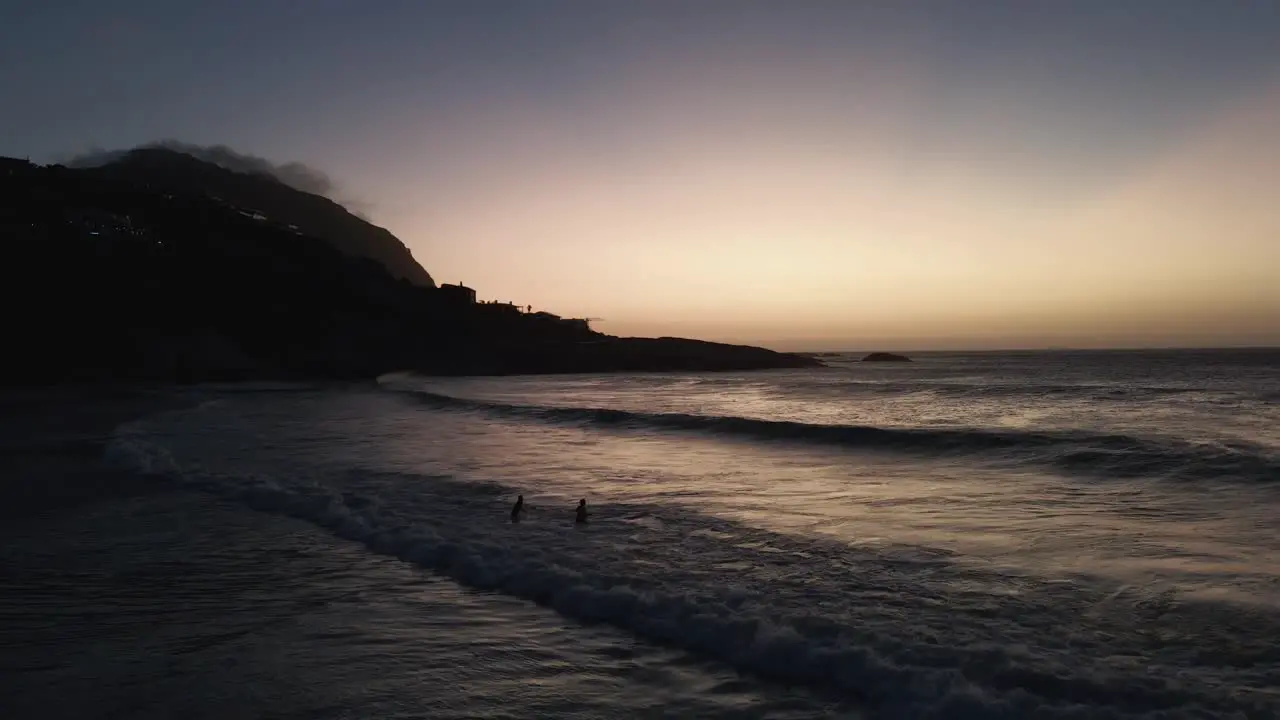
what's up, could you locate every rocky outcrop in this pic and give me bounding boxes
[862,352,911,362]
[417,336,823,376]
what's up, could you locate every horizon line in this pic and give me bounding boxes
[790,344,1280,354]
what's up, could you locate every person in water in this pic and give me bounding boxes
[574,498,588,524]
[510,494,524,523]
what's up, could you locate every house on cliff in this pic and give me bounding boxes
[479,300,522,316]
[437,282,477,305]
[530,311,592,335]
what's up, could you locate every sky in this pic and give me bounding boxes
[2,0,1278,351]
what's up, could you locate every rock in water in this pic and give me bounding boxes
[862,352,911,362]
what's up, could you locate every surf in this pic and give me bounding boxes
[105,409,1280,718]
[391,387,1280,485]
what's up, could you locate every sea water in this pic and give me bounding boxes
[3,349,1278,718]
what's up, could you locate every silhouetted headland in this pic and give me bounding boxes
[88,147,435,287]
[862,352,911,362]
[1,150,821,384]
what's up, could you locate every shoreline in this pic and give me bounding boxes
[1,356,826,387]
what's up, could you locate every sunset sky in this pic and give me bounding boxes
[3,0,1278,350]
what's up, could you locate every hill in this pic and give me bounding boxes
[1,153,820,383]
[84,147,434,287]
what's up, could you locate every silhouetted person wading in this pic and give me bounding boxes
[575,499,588,525]
[510,495,524,523]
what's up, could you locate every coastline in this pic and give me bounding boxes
[5,337,824,387]
[4,155,825,385]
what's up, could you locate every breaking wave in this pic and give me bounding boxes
[395,389,1280,485]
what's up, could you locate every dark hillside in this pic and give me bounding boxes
[0,155,821,383]
[86,148,435,287]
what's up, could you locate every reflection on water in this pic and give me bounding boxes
[353,392,1280,604]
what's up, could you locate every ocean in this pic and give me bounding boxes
[3,349,1278,719]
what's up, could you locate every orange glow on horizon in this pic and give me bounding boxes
[371,33,1280,351]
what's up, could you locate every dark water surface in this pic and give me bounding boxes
[3,350,1278,718]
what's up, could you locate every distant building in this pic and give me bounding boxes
[482,301,521,315]
[529,311,591,334]
[438,282,477,305]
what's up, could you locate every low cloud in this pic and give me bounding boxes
[66,140,372,220]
